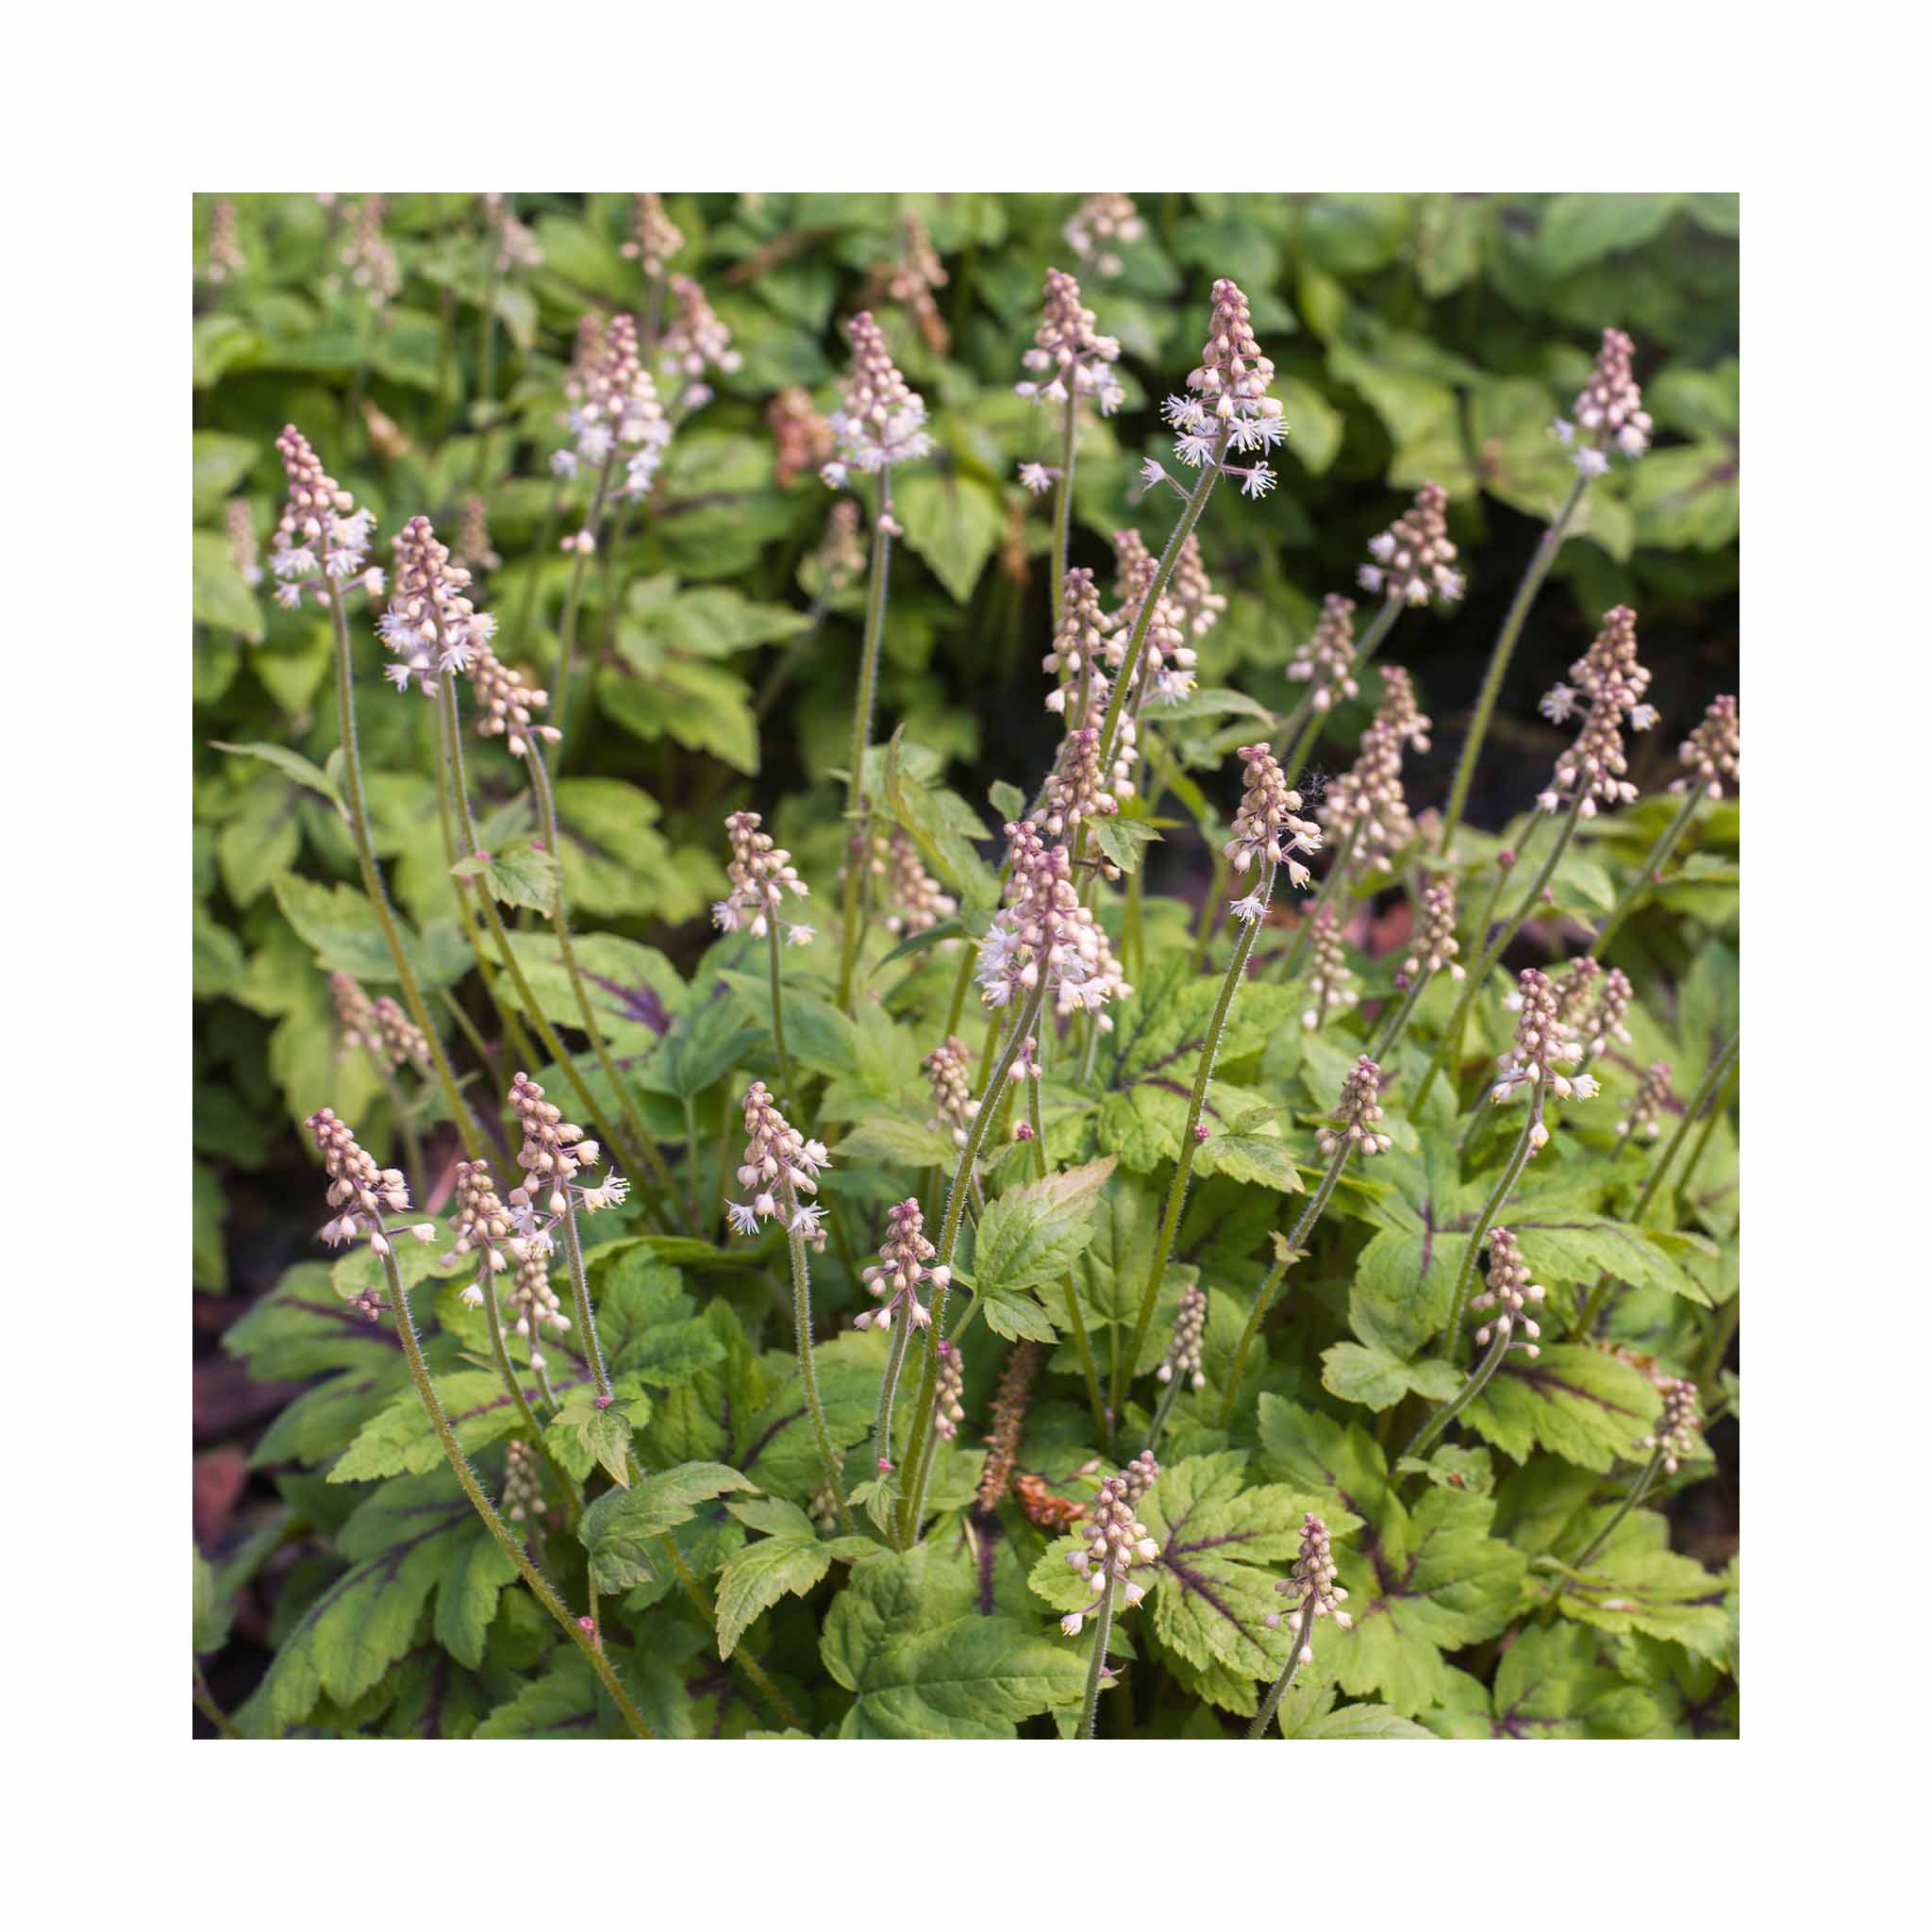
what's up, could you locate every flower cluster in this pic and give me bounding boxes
[875,213,950,353]
[976,821,1132,1025]
[620,192,683,277]
[1286,592,1360,712]
[924,1036,979,1148]
[932,1341,966,1441]
[1041,567,1109,718]
[1553,327,1653,474]
[468,641,560,758]
[1120,1451,1160,1505]
[1041,725,1118,837]
[820,310,934,491]
[712,811,814,944]
[658,275,741,412]
[442,1158,516,1297]
[770,388,835,489]
[1490,969,1595,1129]
[556,312,673,501]
[1358,482,1463,606]
[872,828,957,936]
[1404,881,1464,982]
[305,1108,434,1264]
[1301,905,1358,1032]
[502,1440,543,1524]
[1674,694,1740,800]
[1158,1285,1208,1391]
[856,1198,946,1334]
[270,425,380,609]
[1264,1514,1352,1660]
[481,194,542,276]
[1323,667,1430,874]
[456,493,500,574]
[1540,607,1655,816]
[1224,744,1324,910]
[1551,957,1603,1033]
[1148,278,1284,499]
[1060,1473,1160,1635]
[333,197,400,307]
[1015,267,1123,421]
[1641,1377,1703,1474]
[1583,967,1634,1058]
[378,514,501,697]
[1107,551,1196,713]
[508,1247,572,1367]
[225,498,262,591]
[1620,1060,1674,1141]
[508,1072,629,1221]
[1063,192,1143,277]
[206,200,244,283]
[1470,1227,1547,1357]
[1316,1056,1392,1159]
[726,1082,831,1242]
[1169,533,1227,641]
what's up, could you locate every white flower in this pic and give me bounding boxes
[1060,1612,1085,1637]
[1238,465,1275,500]
[1138,457,1171,491]
[1628,704,1658,732]
[1229,892,1267,924]
[1541,683,1578,724]
[724,1201,761,1237]
[1357,564,1386,594]
[1018,462,1056,495]
[1574,447,1610,477]
[791,1204,827,1237]
[711,900,741,932]
[1572,1074,1601,1099]
[459,1283,485,1307]
[1174,430,1216,467]
[1550,418,1575,446]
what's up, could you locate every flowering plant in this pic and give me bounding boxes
[193,192,1738,1741]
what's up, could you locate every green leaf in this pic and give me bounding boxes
[192,432,259,520]
[451,841,560,913]
[1463,1345,1661,1472]
[208,740,343,814]
[1539,193,1679,277]
[824,1547,1086,1737]
[272,873,469,991]
[969,1157,1116,1300]
[1320,1341,1464,1412]
[713,1532,835,1658]
[544,1399,637,1489]
[1090,814,1162,876]
[192,529,263,637]
[893,470,1004,603]
[578,1462,758,1594]
[1274,376,1343,475]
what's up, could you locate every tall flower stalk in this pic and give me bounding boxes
[712,810,815,1107]
[1117,744,1317,1421]
[1404,1227,1548,1464]
[1221,1057,1392,1425]
[1060,1468,1160,1738]
[272,428,486,1160]
[1247,1513,1352,1737]
[821,311,934,1013]
[1437,327,1653,857]
[1413,606,1656,1112]
[302,1108,654,1739]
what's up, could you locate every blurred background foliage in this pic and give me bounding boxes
[192,190,1738,1303]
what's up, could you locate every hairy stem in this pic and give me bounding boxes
[1051,393,1079,623]
[1435,1087,1547,1361]
[1590,786,1705,959]
[778,1176,857,1533]
[1219,1139,1353,1429]
[837,482,893,1014]
[326,587,484,1158]
[551,449,619,743]
[1276,596,1401,787]
[1115,866,1274,1421]
[1403,1323,1511,1466]
[375,1235,655,1737]
[1278,822,1360,981]
[1076,1574,1118,1740]
[766,919,795,1106]
[1244,1597,1317,1739]
[1437,473,1591,858]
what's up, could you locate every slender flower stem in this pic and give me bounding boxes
[1567,1441,1669,1577]
[1245,1597,1317,1739]
[1087,439,1226,795]
[1434,1088,1547,1362]
[1369,966,1434,1064]
[754,590,831,722]
[1437,473,1591,858]
[1278,824,1360,981]
[1115,866,1274,1421]
[1144,1373,1184,1457]
[524,743,687,1225]
[1076,1574,1118,1740]
[511,494,560,663]
[437,680,676,1231]
[1402,1323,1511,1465]
[551,450,619,743]
[778,1177,857,1533]
[1675,1058,1739,1218]
[1412,792,1586,1114]
[766,921,795,1106]
[365,1052,425,1209]
[374,1237,656,1738]
[480,1273,579,1524]
[1051,393,1079,623]
[558,1202,614,1399]
[837,482,894,1014]
[896,980,1051,1546]
[871,1308,916,1500]
[326,587,485,1158]
[1696,1292,1740,1392]
[1590,787,1705,959]
[1025,1046,1108,1442]
[1571,1029,1739,1340]
[658,1539,810,1731]
[1276,597,1402,787]
[1219,1139,1353,1428]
